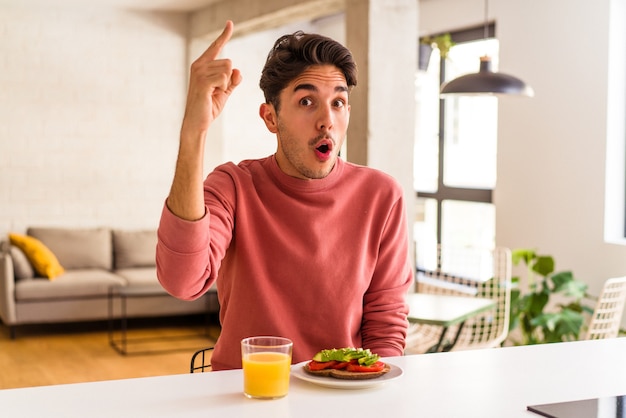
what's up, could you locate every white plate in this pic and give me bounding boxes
[291,361,403,390]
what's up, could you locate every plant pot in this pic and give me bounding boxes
[418,43,433,71]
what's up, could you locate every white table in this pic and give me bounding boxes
[3,338,626,417]
[407,292,496,352]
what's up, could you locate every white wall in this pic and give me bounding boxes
[0,6,187,234]
[420,0,626,297]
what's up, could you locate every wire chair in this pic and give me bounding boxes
[585,276,626,340]
[405,245,512,354]
[190,347,214,373]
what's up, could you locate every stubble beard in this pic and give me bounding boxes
[276,122,336,180]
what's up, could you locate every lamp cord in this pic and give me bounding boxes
[483,0,489,40]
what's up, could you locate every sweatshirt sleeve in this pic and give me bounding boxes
[156,203,215,300]
[156,165,237,301]
[361,195,414,357]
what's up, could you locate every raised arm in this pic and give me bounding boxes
[166,20,242,221]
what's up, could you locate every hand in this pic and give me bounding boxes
[182,20,243,135]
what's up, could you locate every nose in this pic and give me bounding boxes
[316,105,333,131]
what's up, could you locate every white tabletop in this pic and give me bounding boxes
[407,292,496,326]
[3,338,626,417]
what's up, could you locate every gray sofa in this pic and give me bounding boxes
[0,227,218,338]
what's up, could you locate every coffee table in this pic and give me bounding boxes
[107,285,213,355]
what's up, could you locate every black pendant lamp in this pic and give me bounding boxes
[440,0,534,97]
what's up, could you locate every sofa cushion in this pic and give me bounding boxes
[114,267,159,287]
[112,229,156,269]
[28,227,112,270]
[9,233,65,280]
[14,269,126,301]
[9,245,35,281]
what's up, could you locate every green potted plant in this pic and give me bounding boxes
[508,248,594,345]
[419,33,454,71]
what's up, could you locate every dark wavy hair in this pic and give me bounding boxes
[259,31,357,112]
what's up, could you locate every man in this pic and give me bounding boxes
[157,20,413,371]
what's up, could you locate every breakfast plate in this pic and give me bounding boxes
[291,361,403,389]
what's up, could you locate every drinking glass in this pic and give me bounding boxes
[241,336,293,399]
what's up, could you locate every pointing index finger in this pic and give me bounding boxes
[202,20,234,61]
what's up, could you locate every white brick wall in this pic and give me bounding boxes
[0,9,347,237]
[0,7,187,234]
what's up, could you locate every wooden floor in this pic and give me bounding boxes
[0,316,219,390]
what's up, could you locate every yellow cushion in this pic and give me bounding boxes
[8,233,65,280]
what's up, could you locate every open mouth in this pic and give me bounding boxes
[316,144,330,154]
[314,140,333,161]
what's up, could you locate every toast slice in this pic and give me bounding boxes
[303,362,391,380]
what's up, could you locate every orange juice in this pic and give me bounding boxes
[242,351,291,399]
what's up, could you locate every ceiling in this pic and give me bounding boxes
[0,0,221,12]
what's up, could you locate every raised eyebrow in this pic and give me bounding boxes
[293,83,349,94]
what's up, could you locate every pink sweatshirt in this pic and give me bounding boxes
[157,155,413,370]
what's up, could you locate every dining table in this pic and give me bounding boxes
[406,292,496,352]
[2,337,626,417]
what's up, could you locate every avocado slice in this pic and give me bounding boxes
[312,348,380,366]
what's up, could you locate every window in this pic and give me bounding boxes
[414,25,498,261]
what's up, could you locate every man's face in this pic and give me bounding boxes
[260,65,351,180]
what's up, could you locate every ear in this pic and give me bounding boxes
[259,103,278,134]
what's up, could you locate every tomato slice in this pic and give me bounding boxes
[329,361,349,369]
[345,361,385,373]
[307,360,337,371]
